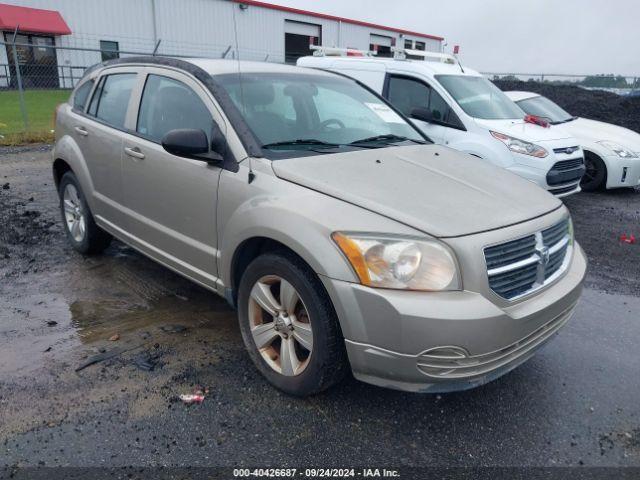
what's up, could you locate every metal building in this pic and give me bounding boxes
[0,0,443,88]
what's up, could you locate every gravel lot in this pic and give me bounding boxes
[1,146,639,471]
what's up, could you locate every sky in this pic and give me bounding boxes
[275,0,640,77]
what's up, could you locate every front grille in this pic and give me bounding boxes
[484,219,572,300]
[553,146,580,155]
[547,158,586,186]
[553,158,584,170]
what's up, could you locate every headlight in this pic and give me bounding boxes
[332,233,461,291]
[491,131,548,158]
[598,141,638,158]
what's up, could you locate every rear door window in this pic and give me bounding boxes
[87,73,137,129]
[136,74,213,143]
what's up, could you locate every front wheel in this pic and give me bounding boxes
[237,252,348,396]
[581,154,607,191]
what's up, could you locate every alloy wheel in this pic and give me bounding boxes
[248,275,313,376]
[63,184,86,243]
[583,157,598,183]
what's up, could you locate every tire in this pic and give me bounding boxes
[58,171,112,254]
[237,251,349,396]
[581,153,607,192]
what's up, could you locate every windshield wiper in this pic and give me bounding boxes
[551,116,577,125]
[349,134,426,146]
[261,139,342,150]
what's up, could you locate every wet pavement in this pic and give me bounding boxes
[1,146,639,468]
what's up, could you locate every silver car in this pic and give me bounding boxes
[53,57,587,396]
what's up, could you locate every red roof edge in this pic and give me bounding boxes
[0,3,72,36]
[232,0,444,41]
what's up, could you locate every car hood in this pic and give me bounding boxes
[271,145,561,238]
[563,117,640,151]
[474,118,574,142]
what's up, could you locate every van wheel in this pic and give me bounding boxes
[237,252,349,396]
[581,153,607,191]
[59,171,112,254]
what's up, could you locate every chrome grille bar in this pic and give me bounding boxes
[484,219,572,300]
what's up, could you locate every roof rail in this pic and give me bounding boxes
[392,47,457,64]
[309,45,377,58]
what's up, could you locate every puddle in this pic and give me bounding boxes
[0,258,237,377]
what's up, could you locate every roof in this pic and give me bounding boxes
[504,91,540,102]
[299,55,482,78]
[94,57,340,79]
[186,58,337,76]
[231,0,444,41]
[0,3,71,35]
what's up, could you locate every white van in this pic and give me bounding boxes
[298,49,586,197]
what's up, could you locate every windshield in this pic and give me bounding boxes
[516,95,574,124]
[436,75,525,120]
[215,72,426,156]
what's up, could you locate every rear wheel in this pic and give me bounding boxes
[237,252,348,396]
[581,153,607,191]
[59,172,112,254]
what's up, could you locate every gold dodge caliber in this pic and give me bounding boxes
[53,57,587,396]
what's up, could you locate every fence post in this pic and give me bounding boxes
[10,27,29,132]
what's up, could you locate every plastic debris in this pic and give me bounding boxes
[109,333,120,341]
[179,386,207,405]
[620,234,636,244]
[179,393,205,405]
[46,320,58,327]
[524,114,550,128]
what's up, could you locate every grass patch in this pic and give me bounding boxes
[0,89,70,145]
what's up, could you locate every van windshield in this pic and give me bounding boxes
[436,75,525,120]
[215,72,427,157]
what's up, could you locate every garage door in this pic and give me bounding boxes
[284,20,321,64]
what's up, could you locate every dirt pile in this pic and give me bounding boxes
[493,80,640,134]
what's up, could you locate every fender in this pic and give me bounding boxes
[53,114,97,212]
[216,163,422,289]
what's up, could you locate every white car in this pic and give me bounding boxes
[298,49,585,197]
[506,91,640,191]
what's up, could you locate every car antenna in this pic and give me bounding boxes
[230,1,255,184]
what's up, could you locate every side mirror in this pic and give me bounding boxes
[161,128,223,164]
[410,107,434,123]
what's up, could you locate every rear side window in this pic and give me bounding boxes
[87,73,136,129]
[73,80,94,111]
[137,75,213,143]
[387,75,463,129]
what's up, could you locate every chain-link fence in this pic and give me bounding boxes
[1,33,639,145]
[0,34,279,144]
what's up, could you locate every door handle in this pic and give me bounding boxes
[124,146,145,160]
[74,126,88,136]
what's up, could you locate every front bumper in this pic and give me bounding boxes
[321,243,587,393]
[604,155,640,189]
[505,147,585,197]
